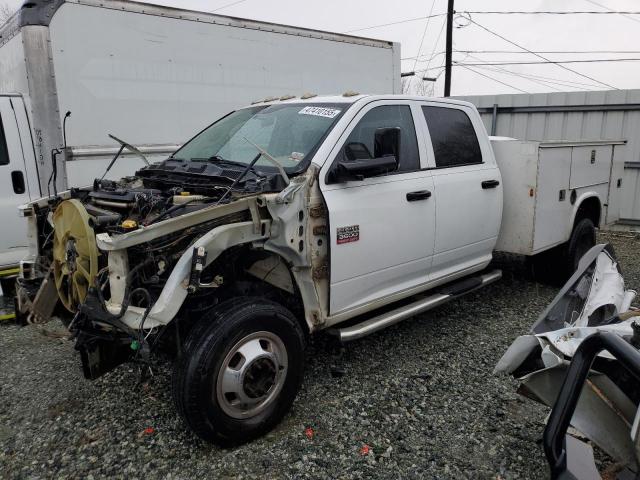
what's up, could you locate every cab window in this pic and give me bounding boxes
[422,106,482,168]
[342,105,420,173]
[0,114,9,166]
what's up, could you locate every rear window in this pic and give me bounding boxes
[422,106,482,168]
[0,114,9,166]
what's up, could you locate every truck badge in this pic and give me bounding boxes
[336,225,359,244]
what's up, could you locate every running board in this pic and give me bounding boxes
[329,270,502,342]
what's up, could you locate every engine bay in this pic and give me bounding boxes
[82,156,285,232]
[24,157,287,321]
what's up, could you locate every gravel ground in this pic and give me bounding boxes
[1,231,638,479]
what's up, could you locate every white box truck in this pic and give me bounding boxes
[16,94,625,444]
[0,0,401,271]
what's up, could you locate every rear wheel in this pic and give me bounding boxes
[529,218,596,283]
[172,298,305,445]
[566,218,596,274]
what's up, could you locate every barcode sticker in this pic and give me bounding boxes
[298,106,341,118]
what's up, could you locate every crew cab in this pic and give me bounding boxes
[16,94,611,444]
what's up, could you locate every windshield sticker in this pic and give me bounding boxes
[298,106,341,118]
[289,152,305,162]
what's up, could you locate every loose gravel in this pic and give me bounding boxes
[1,232,638,479]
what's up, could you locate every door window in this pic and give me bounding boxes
[422,106,482,168]
[0,114,9,166]
[343,105,420,173]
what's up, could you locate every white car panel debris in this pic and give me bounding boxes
[497,244,640,473]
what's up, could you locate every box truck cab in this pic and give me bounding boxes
[0,0,401,273]
[0,94,38,269]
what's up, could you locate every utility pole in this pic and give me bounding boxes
[444,0,454,97]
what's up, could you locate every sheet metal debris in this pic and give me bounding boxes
[496,244,640,478]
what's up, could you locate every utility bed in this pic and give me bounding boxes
[492,138,625,256]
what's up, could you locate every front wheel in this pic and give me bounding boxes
[172,299,306,445]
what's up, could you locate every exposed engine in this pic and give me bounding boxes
[33,157,285,317]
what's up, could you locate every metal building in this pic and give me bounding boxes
[456,90,640,223]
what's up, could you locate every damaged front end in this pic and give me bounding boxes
[496,244,640,479]
[15,101,344,381]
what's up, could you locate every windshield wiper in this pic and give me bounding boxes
[242,137,290,186]
[100,134,150,180]
[199,155,265,179]
[215,152,264,205]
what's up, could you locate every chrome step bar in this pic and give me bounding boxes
[330,270,502,342]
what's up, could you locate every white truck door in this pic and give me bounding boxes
[419,104,502,281]
[0,97,34,269]
[321,102,435,315]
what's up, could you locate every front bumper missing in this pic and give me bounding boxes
[73,287,143,380]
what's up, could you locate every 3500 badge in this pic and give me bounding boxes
[336,225,360,244]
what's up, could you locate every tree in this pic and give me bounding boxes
[0,3,15,24]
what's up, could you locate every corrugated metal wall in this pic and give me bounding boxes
[455,89,640,222]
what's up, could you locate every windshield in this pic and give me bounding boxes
[173,103,347,171]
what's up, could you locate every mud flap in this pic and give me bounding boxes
[76,331,132,380]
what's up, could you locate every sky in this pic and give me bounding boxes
[3,0,640,96]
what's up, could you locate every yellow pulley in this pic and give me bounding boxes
[52,199,99,312]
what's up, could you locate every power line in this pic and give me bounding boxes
[461,10,640,15]
[462,53,565,92]
[211,0,248,12]
[457,52,605,89]
[457,64,530,93]
[457,49,640,55]
[582,0,640,24]
[466,62,593,92]
[344,13,446,33]
[423,17,447,74]
[413,0,438,72]
[467,18,618,90]
[456,58,640,66]
[345,8,640,34]
[470,66,602,89]
[403,50,640,62]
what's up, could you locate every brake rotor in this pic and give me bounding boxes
[52,199,99,312]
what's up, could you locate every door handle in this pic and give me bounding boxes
[11,171,25,194]
[481,179,500,189]
[406,190,432,202]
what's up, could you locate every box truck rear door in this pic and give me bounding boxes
[0,97,34,268]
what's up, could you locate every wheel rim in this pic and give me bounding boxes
[216,331,288,419]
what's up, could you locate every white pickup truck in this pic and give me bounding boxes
[16,94,620,445]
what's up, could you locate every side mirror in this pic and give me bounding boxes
[344,142,372,161]
[335,155,397,181]
[329,128,401,183]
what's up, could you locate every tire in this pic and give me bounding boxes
[528,245,563,283]
[172,298,306,445]
[566,218,596,275]
[529,218,596,284]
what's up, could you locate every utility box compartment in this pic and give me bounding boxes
[493,138,625,256]
[570,146,613,189]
